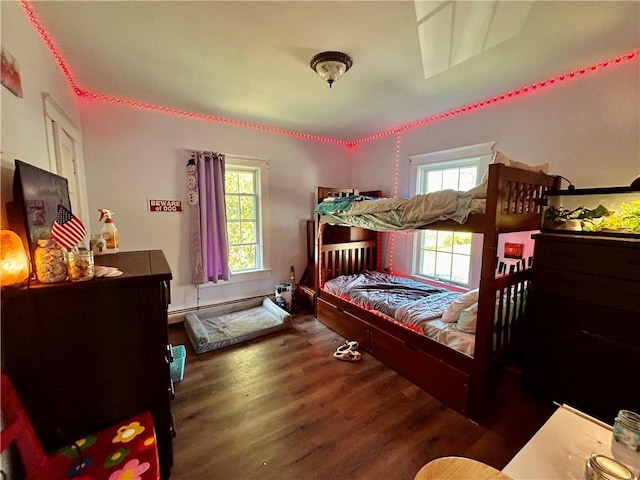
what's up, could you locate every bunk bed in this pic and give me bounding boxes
[314,162,561,420]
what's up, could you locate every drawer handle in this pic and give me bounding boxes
[166,344,174,364]
[406,343,418,351]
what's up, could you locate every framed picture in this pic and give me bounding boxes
[13,160,72,255]
[1,47,23,98]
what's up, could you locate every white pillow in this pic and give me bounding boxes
[442,289,479,323]
[453,289,528,334]
[455,302,478,333]
[509,158,549,174]
[481,151,549,184]
[464,180,488,199]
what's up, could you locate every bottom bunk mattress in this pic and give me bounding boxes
[322,271,478,356]
[185,297,292,354]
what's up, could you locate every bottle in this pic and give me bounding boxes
[98,209,119,254]
[34,238,67,283]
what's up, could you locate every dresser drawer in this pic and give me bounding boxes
[533,235,640,281]
[369,325,470,414]
[316,298,370,350]
[524,321,640,421]
[528,291,640,346]
[532,267,640,313]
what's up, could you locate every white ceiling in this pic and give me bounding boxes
[29,1,640,142]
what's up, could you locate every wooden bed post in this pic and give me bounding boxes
[469,163,503,418]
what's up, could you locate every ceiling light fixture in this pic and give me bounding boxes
[310,51,353,88]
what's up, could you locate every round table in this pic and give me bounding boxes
[414,456,513,480]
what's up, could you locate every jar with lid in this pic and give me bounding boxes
[34,238,68,283]
[90,234,107,256]
[585,454,637,480]
[614,410,640,453]
[67,250,94,282]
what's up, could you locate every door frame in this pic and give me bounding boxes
[43,93,91,232]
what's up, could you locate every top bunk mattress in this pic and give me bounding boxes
[315,193,486,232]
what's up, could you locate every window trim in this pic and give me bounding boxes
[408,141,495,196]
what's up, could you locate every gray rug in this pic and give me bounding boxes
[184,297,292,354]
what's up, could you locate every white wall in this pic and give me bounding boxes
[3,0,639,307]
[352,60,640,277]
[0,0,80,229]
[77,100,351,312]
[0,2,351,313]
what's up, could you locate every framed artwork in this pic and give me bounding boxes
[1,47,23,98]
[13,160,72,254]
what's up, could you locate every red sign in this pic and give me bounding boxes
[149,200,182,212]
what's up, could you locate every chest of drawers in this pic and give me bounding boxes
[524,233,640,422]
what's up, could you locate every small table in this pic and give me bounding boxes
[414,457,511,480]
[503,404,640,479]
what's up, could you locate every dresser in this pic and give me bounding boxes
[523,233,640,423]
[1,250,174,479]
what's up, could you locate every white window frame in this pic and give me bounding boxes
[408,142,494,288]
[223,155,271,283]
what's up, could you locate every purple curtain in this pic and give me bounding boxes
[188,151,231,284]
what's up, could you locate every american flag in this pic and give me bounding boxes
[51,204,87,250]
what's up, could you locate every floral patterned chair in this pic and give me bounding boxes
[1,373,160,480]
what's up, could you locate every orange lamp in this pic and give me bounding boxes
[0,230,30,288]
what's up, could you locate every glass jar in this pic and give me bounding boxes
[67,250,94,282]
[34,238,67,283]
[90,234,107,256]
[614,410,640,453]
[585,454,637,480]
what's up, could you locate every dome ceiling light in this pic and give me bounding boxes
[310,51,353,88]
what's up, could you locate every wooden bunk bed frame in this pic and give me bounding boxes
[314,163,561,420]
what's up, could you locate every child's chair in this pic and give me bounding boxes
[1,373,160,479]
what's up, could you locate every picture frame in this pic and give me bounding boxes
[1,47,23,98]
[13,160,72,255]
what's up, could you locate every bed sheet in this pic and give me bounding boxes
[323,271,475,356]
[318,199,486,230]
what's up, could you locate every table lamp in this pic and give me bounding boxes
[0,230,30,288]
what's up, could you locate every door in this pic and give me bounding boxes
[44,95,91,232]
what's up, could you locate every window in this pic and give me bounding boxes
[224,156,270,275]
[409,142,494,286]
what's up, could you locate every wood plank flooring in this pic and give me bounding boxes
[168,312,554,480]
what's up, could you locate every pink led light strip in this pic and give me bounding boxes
[350,49,640,146]
[22,1,639,148]
[387,129,402,273]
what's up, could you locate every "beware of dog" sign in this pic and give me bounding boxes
[149,200,183,212]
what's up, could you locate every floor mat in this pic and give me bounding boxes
[185,297,292,354]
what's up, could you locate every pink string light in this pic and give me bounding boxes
[348,49,639,147]
[387,129,402,274]
[22,1,639,148]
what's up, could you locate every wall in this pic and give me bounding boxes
[3,0,638,306]
[77,100,351,312]
[351,60,640,277]
[1,1,351,314]
[0,1,81,229]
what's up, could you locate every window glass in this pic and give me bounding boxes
[415,160,478,285]
[225,162,267,273]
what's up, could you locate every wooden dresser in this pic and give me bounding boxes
[1,250,174,479]
[523,233,640,422]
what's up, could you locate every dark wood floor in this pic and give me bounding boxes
[168,312,555,480]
